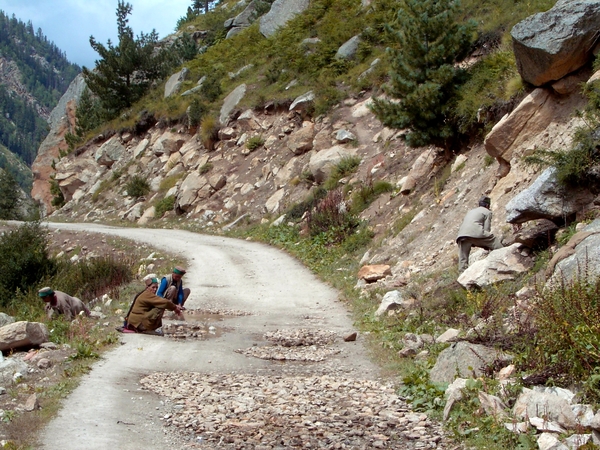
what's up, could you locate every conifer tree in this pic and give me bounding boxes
[0,170,20,220]
[371,0,475,151]
[82,1,169,119]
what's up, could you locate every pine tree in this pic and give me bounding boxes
[0,169,21,220]
[371,0,475,151]
[82,1,169,119]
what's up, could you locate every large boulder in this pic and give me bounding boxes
[287,122,315,155]
[176,173,210,212]
[511,0,600,86]
[547,218,600,285]
[484,89,551,176]
[220,84,247,125]
[457,244,534,289]
[0,321,49,351]
[164,68,189,98]
[259,0,310,38]
[95,136,126,168]
[505,167,595,224]
[430,341,512,383]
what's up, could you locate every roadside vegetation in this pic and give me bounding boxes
[0,221,180,448]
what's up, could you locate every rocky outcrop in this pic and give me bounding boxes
[164,68,189,98]
[505,167,595,224]
[259,0,310,38]
[31,74,86,216]
[511,0,600,86]
[547,218,600,285]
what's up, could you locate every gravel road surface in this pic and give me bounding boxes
[37,224,385,449]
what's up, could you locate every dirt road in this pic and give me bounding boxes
[37,223,379,449]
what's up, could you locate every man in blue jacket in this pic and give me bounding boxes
[156,266,191,308]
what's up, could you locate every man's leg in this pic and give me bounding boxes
[181,288,190,307]
[477,235,503,251]
[457,239,472,273]
[163,286,177,303]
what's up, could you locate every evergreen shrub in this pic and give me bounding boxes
[125,175,150,198]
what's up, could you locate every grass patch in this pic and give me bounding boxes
[154,195,176,219]
[323,156,362,190]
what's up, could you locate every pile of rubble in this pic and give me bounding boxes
[141,372,453,449]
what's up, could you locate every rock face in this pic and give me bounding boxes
[259,0,310,38]
[511,0,600,86]
[547,218,600,285]
[505,168,595,224]
[0,321,49,351]
[31,73,86,216]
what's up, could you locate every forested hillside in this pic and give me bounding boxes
[0,10,80,189]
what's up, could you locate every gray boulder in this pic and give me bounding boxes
[164,68,189,98]
[0,358,29,385]
[430,341,512,384]
[220,84,247,125]
[548,218,600,285]
[511,0,600,86]
[95,136,126,168]
[0,313,15,328]
[457,244,533,289]
[506,168,595,224]
[335,35,361,60]
[259,0,310,38]
[0,321,49,351]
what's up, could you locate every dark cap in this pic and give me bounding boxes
[173,266,186,275]
[478,196,491,208]
[38,287,54,297]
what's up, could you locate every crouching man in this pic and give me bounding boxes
[124,278,183,335]
[38,287,90,320]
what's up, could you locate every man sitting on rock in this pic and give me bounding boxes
[456,196,503,273]
[123,277,183,335]
[38,287,91,320]
[157,266,191,309]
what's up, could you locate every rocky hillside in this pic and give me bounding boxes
[0,10,80,189]
[29,0,600,446]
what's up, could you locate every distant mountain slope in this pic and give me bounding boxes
[0,10,80,190]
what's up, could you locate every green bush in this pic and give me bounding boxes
[324,156,361,190]
[188,98,208,129]
[246,135,265,151]
[0,222,55,307]
[528,273,600,400]
[125,175,150,198]
[350,180,394,214]
[49,178,65,208]
[155,195,175,218]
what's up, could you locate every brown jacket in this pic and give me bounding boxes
[45,291,90,320]
[126,289,178,331]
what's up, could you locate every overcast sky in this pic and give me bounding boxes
[0,0,192,68]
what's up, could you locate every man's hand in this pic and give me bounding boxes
[174,305,183,315]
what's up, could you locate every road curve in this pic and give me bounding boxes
[38,223,379,449]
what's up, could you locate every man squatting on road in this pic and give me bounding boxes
[38,287,91,320]
[456,195,503,273]
[157,266,190,309]
[123,277,183,334]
